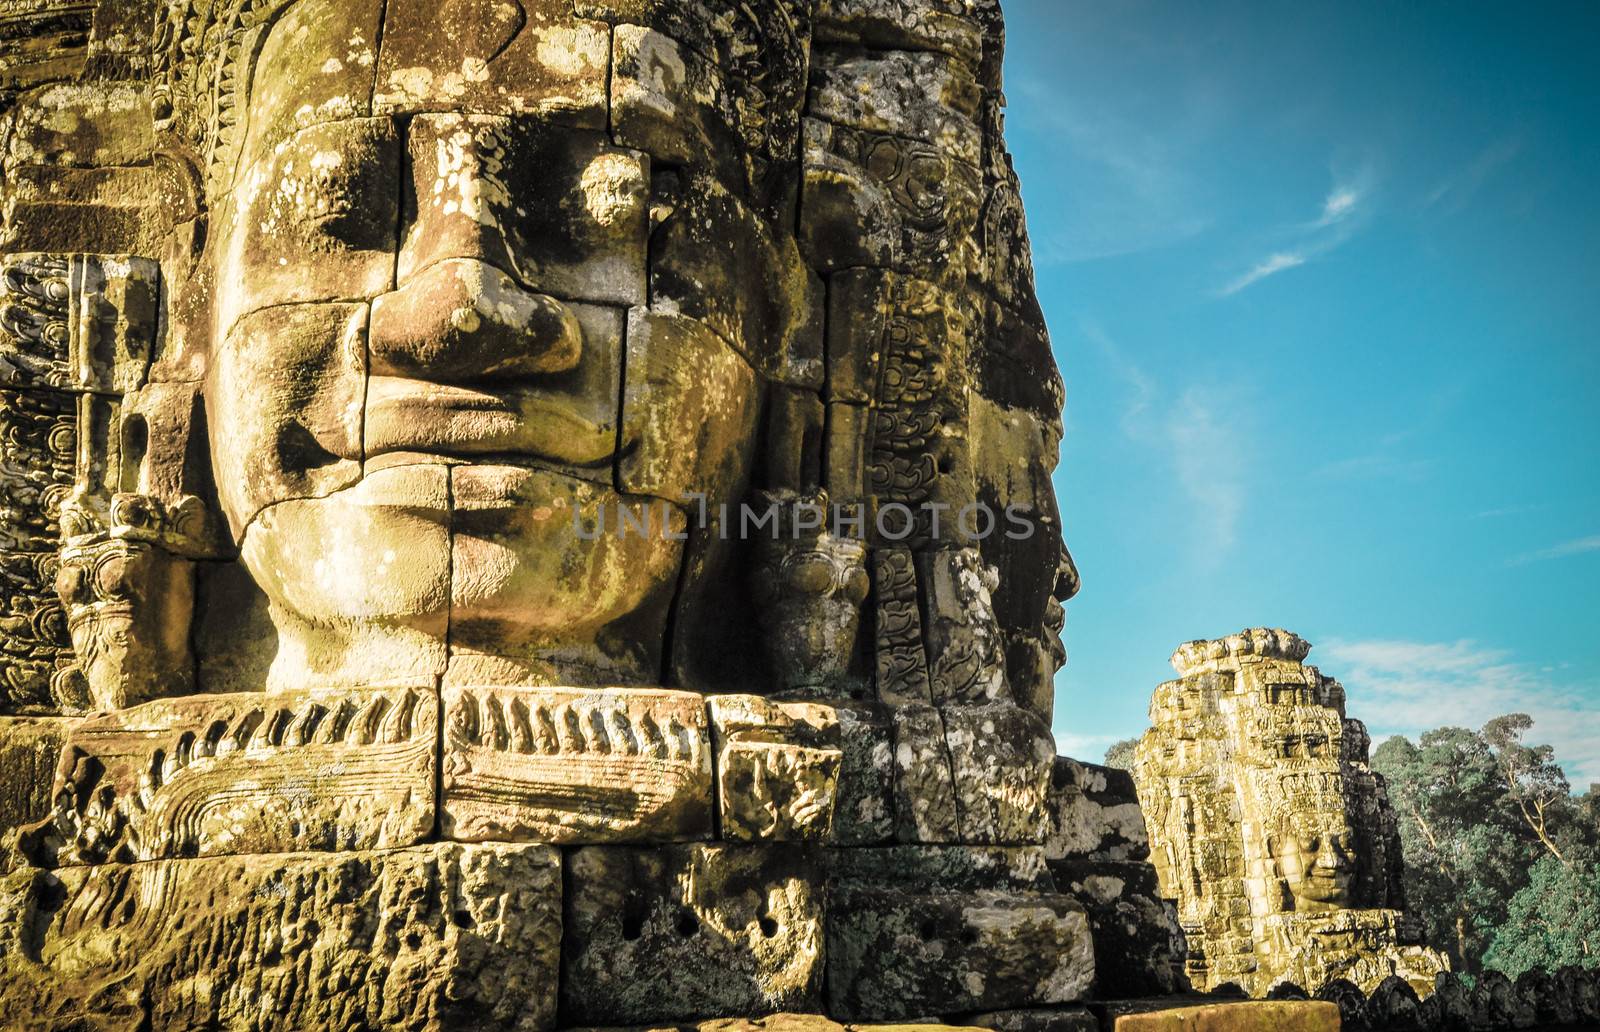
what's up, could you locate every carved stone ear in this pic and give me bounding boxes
[152,150,206,234]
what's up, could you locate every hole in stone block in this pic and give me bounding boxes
[452,909,475,929]
[621,899,647,941]
[675,909,699,938]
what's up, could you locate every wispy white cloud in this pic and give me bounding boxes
[1510,534,1600,566]
[1425,136,1523,211]
[1080,320,1249,563]
[1318,637,1600,786]
[1220,251,1306,295]
[1317,186,1361,226]
[1219,167,1376,296]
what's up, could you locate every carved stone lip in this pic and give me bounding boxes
[365,376,616,469]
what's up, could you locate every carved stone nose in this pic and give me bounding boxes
[369,258,582,381]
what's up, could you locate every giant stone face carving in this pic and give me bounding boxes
[198,0,786,690]
[0,0,1094,1026]
[1271,811,1357,911]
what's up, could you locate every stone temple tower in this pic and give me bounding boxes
[0,2,1149,1029]
[1132,629,1449,996]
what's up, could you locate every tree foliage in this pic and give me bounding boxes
[1482,856,1600,977]
[1102,737,1139,770]
[1372,714,1600,977]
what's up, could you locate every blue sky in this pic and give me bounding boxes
[1002,1,1600,783]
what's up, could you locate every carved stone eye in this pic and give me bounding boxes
[1300,836,1320,854]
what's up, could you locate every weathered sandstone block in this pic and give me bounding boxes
[0,841,562,1032]
[1094,998,1340,1032]
[708,695,842,842]
[943,702,1055,844]
[1049,859,1185,999]
[562,844,825,1024]
[0,716,69,868]
[829,702,897,845]
[1044,757,1150,862]
[826,888,1094,1020]
[891,703,960,843]
[827,845,1094,1020]
[375,0,609,125]
[964,1008,1100,1032]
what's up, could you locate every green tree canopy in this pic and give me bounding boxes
[1482,856,1600,977]
[1373,714,1600,977]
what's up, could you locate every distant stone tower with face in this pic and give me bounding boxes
[1132,628,1449,996]
[0,1,1103,1028]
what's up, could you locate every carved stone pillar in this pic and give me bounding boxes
[0,253,152,710]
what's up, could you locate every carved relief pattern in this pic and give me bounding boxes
[0,252,164,714]
[0,252,77,711]
[151,0,296,192]
[873,547,933,705]
[0,253,71,389]
[442,686,713,844]
[865,275,970,548]
[26,685,436,867]
[817,123,981,276]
